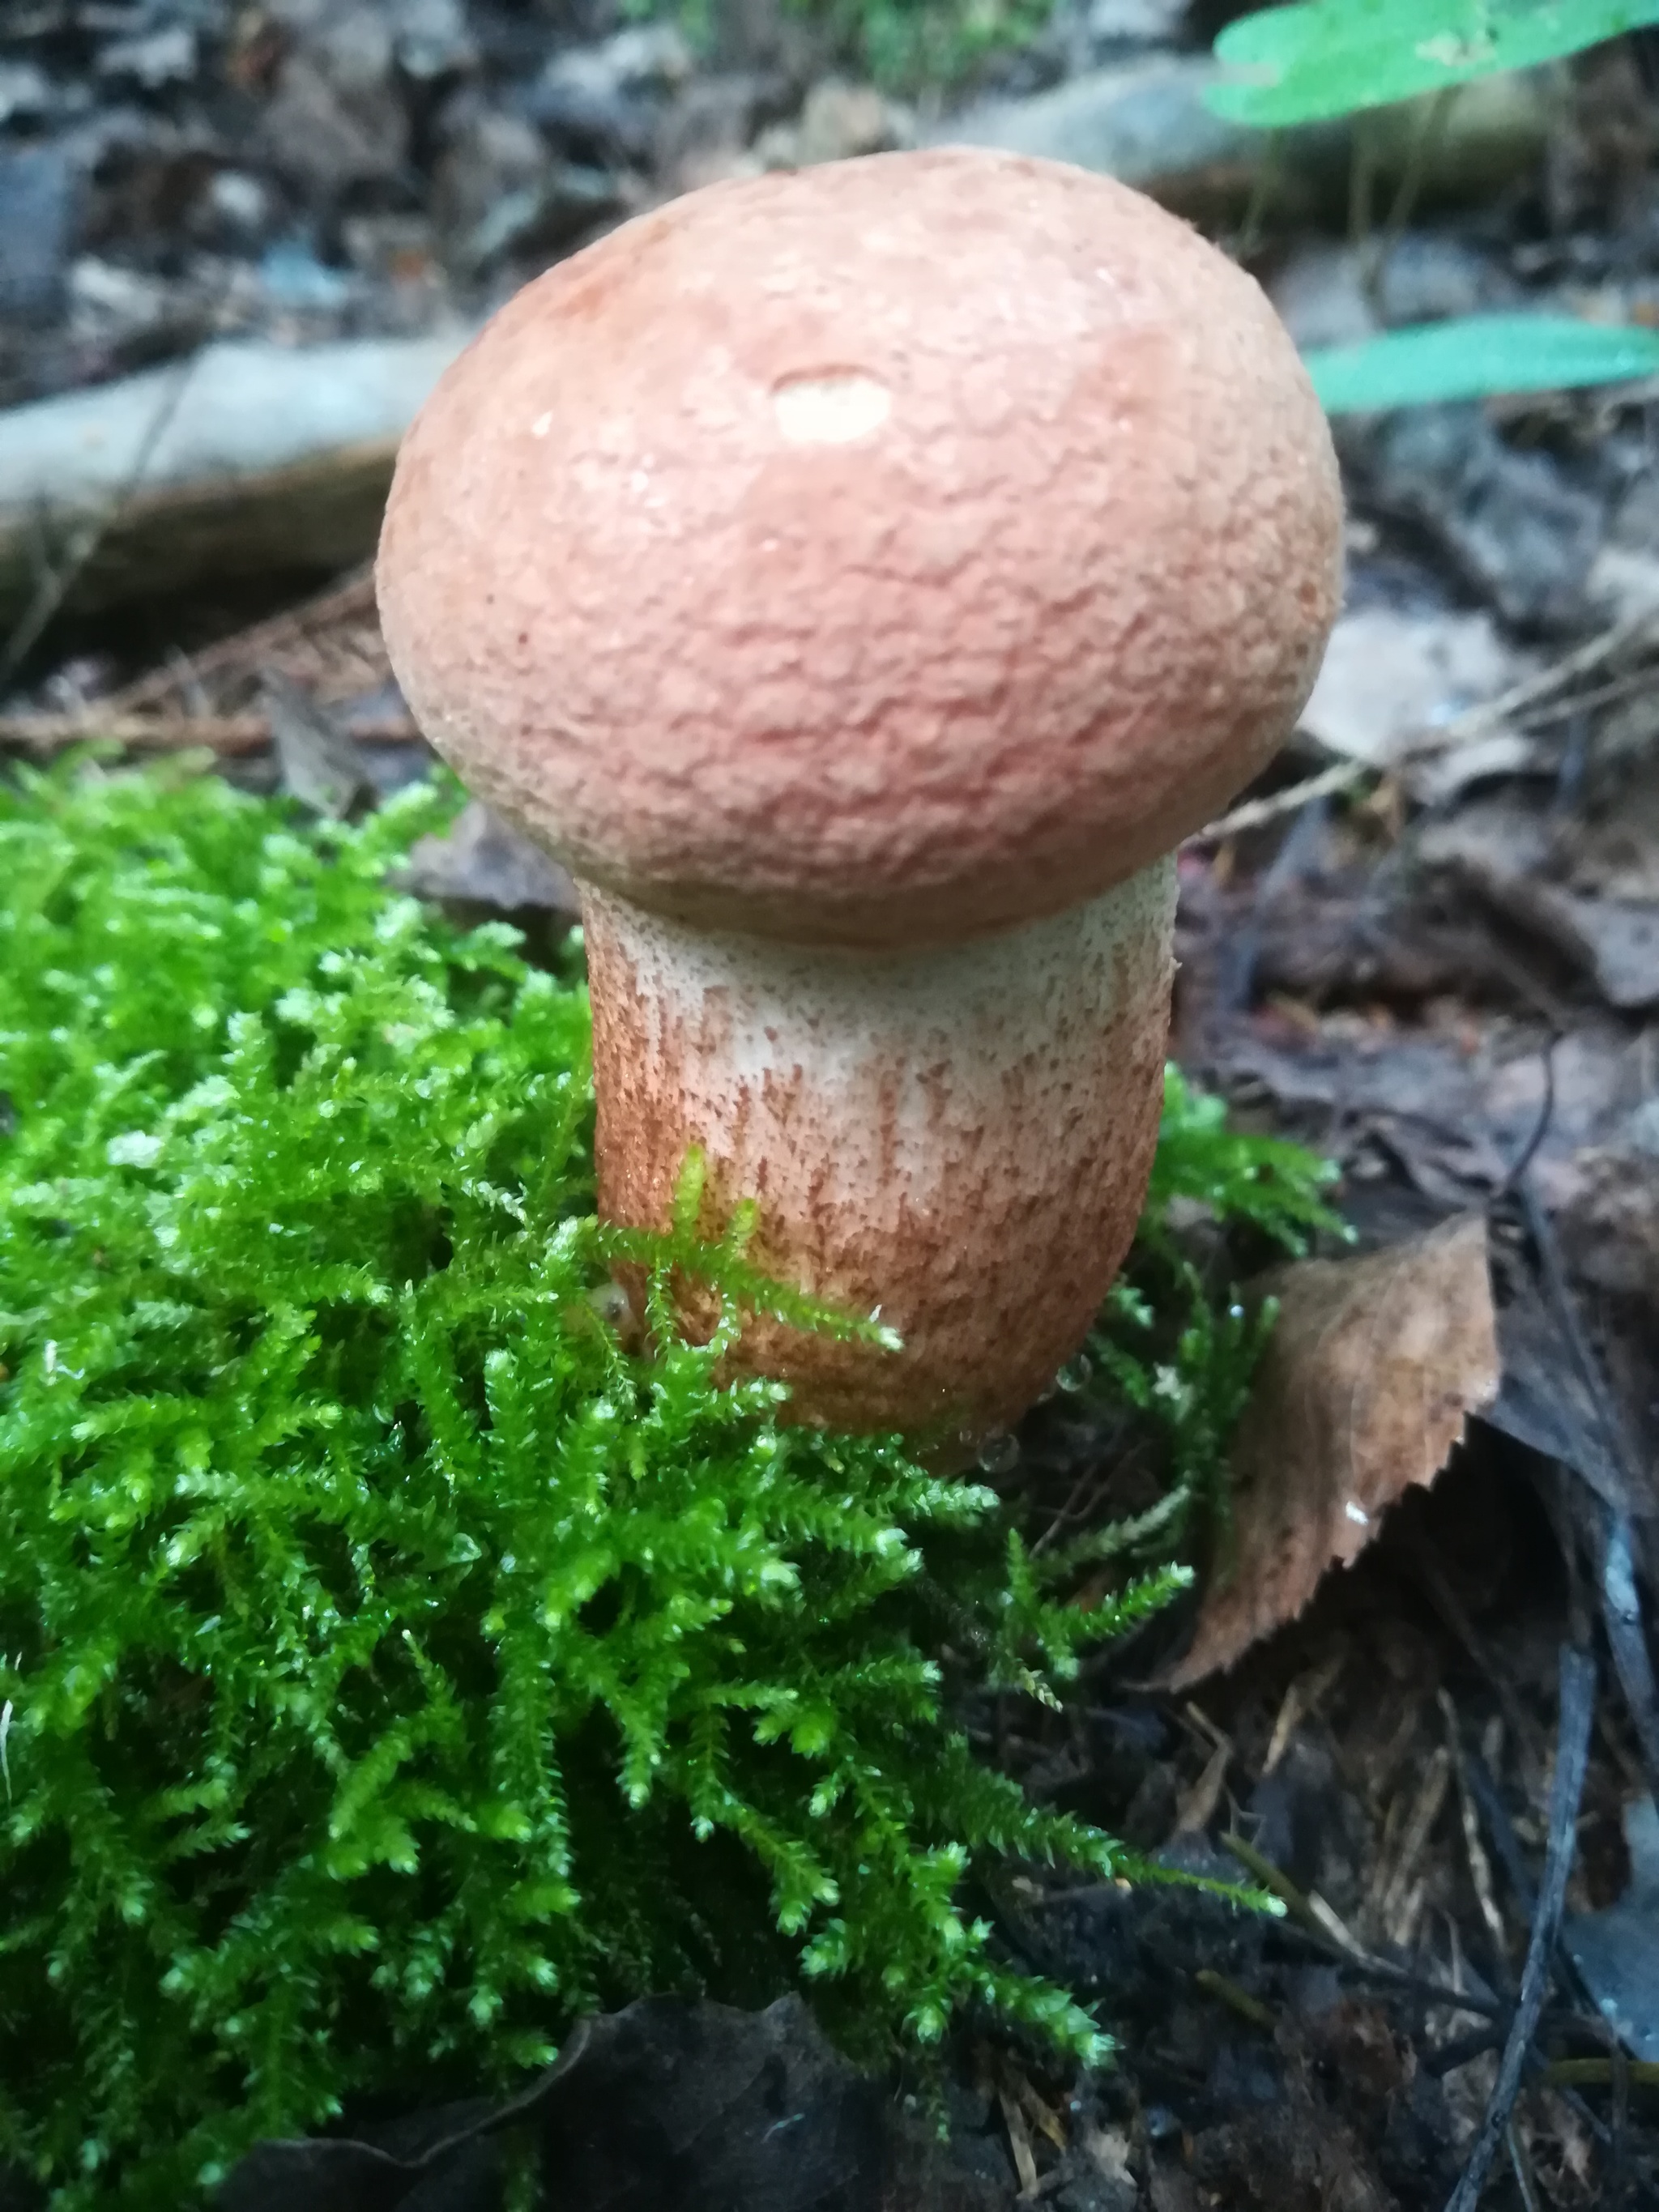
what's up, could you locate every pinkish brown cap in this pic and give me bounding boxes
[377,146,1341,950]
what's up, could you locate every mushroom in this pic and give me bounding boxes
[377,147,1342,1448]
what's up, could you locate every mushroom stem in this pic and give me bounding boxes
[582,859,1178,1445]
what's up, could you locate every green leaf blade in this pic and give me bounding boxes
[1209,0,1659,129]
[1303,315,1659,413]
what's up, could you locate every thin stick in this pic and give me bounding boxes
[0,347,201,688]
[1510,667,1659,728]
[1505,2120,1545,2212]
[0,712,416,757]
[1188,759,1367,844]
[1363,87,1457,312]
[1236,128,1283,262]
[1221,1832,1507,2019]
[1546,2057,1659,2091]
[1348,110,1380,249]
[1439,1689,1510,1969]
[1443,1645,1598,2212]
[1431,612,1659,752]
[100,565,378,716]
[1516,1178,1659,1796]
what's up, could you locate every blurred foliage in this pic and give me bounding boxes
[622,0,1052,91]
[1212,0,1659,411]
[1208,0,1659,130]
[786,0,1052,90]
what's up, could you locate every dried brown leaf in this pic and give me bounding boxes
[1168,1214,1500,1687]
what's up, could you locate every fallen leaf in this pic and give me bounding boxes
[262,669,373,820]
[1212,1008,1640,1204]
[401,799,582,918]
[1167,1214,1501,1686]
[1081,2122,1136,2189]
[1418,791,1659,1011]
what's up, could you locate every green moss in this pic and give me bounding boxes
[0,760,1333,2208]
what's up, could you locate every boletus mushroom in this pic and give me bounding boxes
[377,147,1342,1450]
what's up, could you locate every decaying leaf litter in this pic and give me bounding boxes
[3,0,1659,2206]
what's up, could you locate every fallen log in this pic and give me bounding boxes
[931,56,1551,226]
[0,331,471,633]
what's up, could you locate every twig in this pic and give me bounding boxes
[1505,2120,1545,2212]
[1439,1690,1510,1971]
[0,347,201,688]
[1516,1178,1659,1796]
[1594,1513,1659,1796]
[1363,87,1457,311]
[1196,1968,1274,2031]
[100,564,378,717]
[1410,1531,1542,1775]
[1235,127,1284,261]
[1546,2057,1659,2091]
[0,711,416,757]
[1511,667,1659,729]
[1443,1645,1597,2212]
[1464,1749,1538,1924]
[1220,1833,1508,2020]
[1380,1745,1452,1950]
[1432,610,1659,752]
[1424,2022,1502,2077]
[998,2082,1039,2198]
[1215,787,1333,1012]
[1518,1179,1640,1507]
[1609,2034,1632,2212]
[1493,1035,1557,1200]
[1188,759,1367,844]
[1348,108,1380,249]
[1263,1653,1346,1779]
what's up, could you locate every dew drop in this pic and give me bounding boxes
[976,1430,1020,1477]
[1056,1353,1093,1394]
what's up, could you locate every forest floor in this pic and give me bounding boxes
[2,2,1659,2206]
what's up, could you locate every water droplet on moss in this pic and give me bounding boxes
[976,1431,1018,1477]
[1056,1353,1092,1394]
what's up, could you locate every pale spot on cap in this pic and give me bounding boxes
[530,411,553,438]
[771,370,891,445]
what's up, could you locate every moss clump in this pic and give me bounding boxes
[0,761,1335,2208]
[0,763,1140,2206]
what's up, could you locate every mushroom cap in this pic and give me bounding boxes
[377,147,1341,948]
